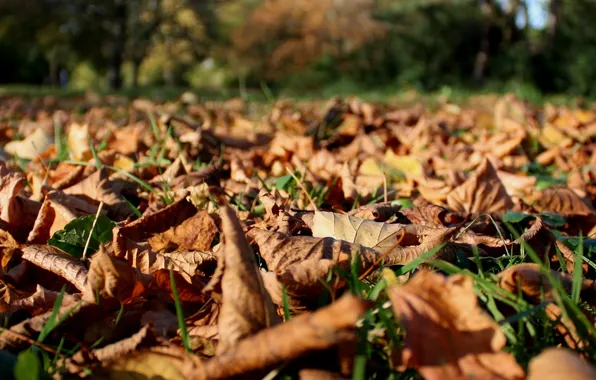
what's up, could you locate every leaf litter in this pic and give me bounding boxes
[0,93,596,378]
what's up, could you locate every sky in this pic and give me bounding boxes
[527,0,547,28]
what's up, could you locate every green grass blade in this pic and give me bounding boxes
[37,286,65,343]
[396,243,445,276]
[170,264,191,353]
[571,233,583,303]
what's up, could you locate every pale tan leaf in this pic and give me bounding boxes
[22,245,88,292]
[4,128,53,159]
[389,271,525,380]
[67,123,92,161]
[527,348,596,380]
[206,204,280,354]
[311,211,457,265]
[183,294,369,380]
[446,157,514,214]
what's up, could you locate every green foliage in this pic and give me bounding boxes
[48,214,115,257]
[14,349,41,380]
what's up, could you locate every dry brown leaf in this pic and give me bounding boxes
[147,209,216,252]
[0,300,98,351]
[63,168,131,220]
[90,346,194,380]
[205,204,280,354]
[446,157,514,214]
[183,294,370,380]
[0,229,20,270]
[22,245,88,292]
[5,284,81,316]
[527,348,596,380]
[389,271,525,380]
[498,263,596,348]
[114,196,206,255]
[0,163,40,238]
[531,186,594,215]
[348,202,401,221]
[83,247,144,304]
[498,263,596,302]
[64,324,157,374]
[27,190,99,243]
[150,269,207,303]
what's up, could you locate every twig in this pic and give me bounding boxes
[82,202,104,260]
[359,228,406,280]
[285,166,318,212]
[0,327,63,357]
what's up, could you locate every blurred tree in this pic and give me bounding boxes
[232,0,386,82]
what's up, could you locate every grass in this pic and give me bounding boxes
[1,82,589,107]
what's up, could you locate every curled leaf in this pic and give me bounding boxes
[205,204,280,354]
[22,245,88,292]
[389,271,525,380]
[184,294,369,380]
[83,247,144,304]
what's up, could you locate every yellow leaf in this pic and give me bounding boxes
[358,157,383,177]
[383,151,423,178]
[113,155,135,171]
[540,124,571,148]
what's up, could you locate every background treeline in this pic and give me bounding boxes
[1,0,595,96]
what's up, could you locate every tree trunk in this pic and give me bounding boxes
[107,2,127,91]
[474,0,493,85]
[108,42,124,90]
[547,0,561,38]
[132,59,142,88]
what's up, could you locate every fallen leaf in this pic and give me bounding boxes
[531,186,594,216]
[150,269,207,303]
[91,346,195,380]
[348,202,402,221]
[64,324,157,374]
[21,245,88,292]
[147,210,216,252]
[83,247,144,304]
[312,211,457,265]
[67,123,92,161]
[4,128,53,160]
[527,348,596,380]
[204,204,280,353]
[389,271,525,380]
[183,294,370,380]
[446,157,514,214]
